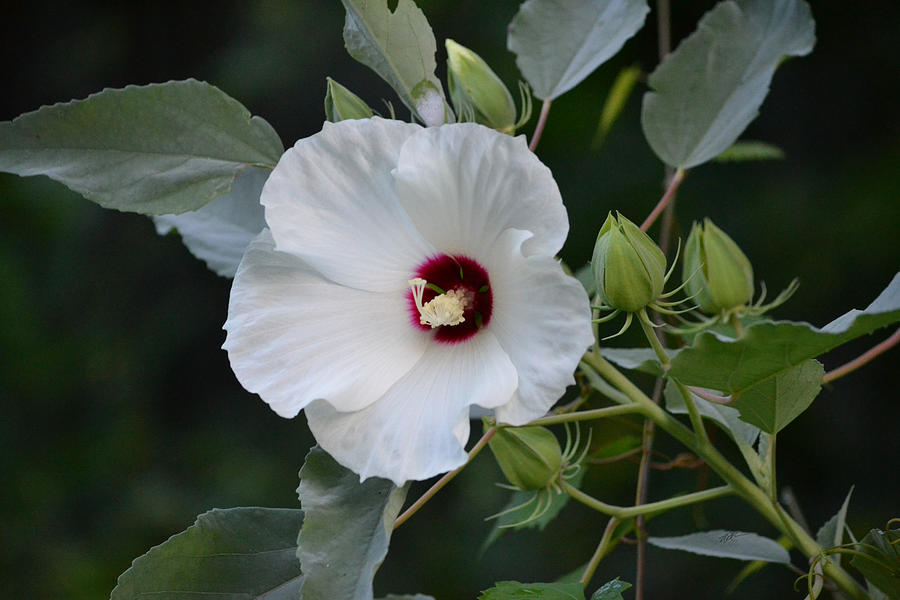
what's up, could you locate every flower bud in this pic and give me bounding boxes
[445,39,517,134]
[683,219,754,314]
[592,212,667,312]
[324,77,373,122]
[488,426,562,491]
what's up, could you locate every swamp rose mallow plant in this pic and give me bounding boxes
[223,117,593,485]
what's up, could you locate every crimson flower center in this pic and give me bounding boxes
[407,254,493,344]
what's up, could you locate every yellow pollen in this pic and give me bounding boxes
[408,278,470,328]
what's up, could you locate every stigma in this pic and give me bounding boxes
[408,278,472,328]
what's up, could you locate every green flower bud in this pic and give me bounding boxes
[488,426,562,491]
[445,39,517,134]
[592,212,667,313]
[324,77,373,122]
[683,219,754,314]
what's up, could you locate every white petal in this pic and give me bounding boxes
[392,123,569,259]
[485,229,594,425]
[153,167,268,277]
[305,331,518,485]
[223,230,429,417]
[262,118,435,292]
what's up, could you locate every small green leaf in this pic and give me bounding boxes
[590,577,632,600]
[670,273,900,396]
[641,0,815,168]
[482,468,585,551]
[508,0,650,101]
[153,166,268,277]
[0,80,283,215]
[729,359,824,434]
[648,530,791,564]
[297,446,409,600]
[110,507,304,599]
[850,527,900,598]
[593,65,642,148]
[340,0,447,125]
[478,581,586,600]
[713,140,785,162]
[815,486,854,557]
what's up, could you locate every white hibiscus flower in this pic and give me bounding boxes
[223,118,593,485]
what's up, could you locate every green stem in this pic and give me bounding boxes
[561,479,733,519]
[580,517,621,586]
[580,352,870,599]
[767,433,777,503]
[527,404,642,427]
[636,309,709,445]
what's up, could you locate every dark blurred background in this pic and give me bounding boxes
[1,1,897,598]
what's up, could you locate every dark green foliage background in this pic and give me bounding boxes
[1,1,897,598]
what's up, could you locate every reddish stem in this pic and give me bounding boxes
[529,100,552,152]
[824,326,900,384]
[641,167,685,232]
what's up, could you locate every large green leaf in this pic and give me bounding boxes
[508,0,649,101]
[479,581,586,600]
[729,359,824,434]
[850,527,900,598]
[0,80,283,215]
[340,0,448,125]
[296,446,408,600]
[670,273,900,395]
[648,530,791,564]
[154,166,268,277]
[110,507,304,599]
[641,0,815,168]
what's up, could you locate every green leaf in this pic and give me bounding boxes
[340,0,447,125]
[641,0,815,168]
[599,347,678,376]
[593,64,642,148]
[508,0,650,101]
[478,581,586,600]
[297,446,409,600]
[648,530,791,564]
[850,528,900,598]
[590,578,632,600]
[670,273,900,396]
[729,359,824,434]
[0,80,283,215]
[664,380,760,446]
[110,507,303,599]
[154,166,268,277]
[815,486,854,557]
[713,140,785,162]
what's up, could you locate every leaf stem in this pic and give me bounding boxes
[561,479,733,519]
[528,100,552,152]
[526,403,642,427]
[393,427,496,529]
[640,167,686,232]
[823,326,900,384]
